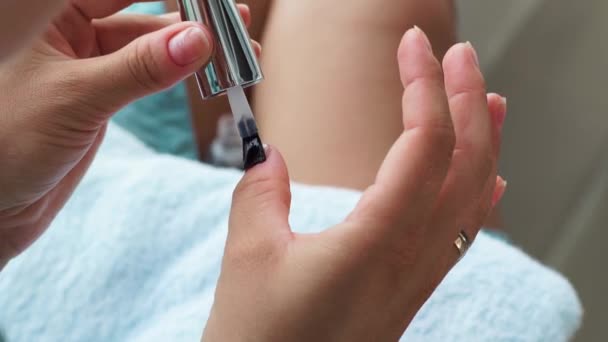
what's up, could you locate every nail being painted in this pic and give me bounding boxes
[226,86,267,169]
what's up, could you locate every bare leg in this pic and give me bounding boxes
[255,0,457,190]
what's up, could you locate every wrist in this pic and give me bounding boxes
[0,235,12,271]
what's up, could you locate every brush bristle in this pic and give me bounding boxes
[242,134,267,169]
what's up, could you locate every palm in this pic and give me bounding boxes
[0,2,179,260]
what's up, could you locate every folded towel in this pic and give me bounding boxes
[0,123,582,342]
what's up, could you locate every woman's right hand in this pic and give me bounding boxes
[203,27,507,341]
[0,1,252,267]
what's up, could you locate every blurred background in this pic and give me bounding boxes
[457,0,607,340]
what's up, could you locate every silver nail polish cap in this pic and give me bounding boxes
[178,0,263,99]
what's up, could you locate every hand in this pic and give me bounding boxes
[0,0,67,60]
[203,27,507,341]
[0,1,253,266]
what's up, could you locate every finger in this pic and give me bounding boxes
[428,42,494,252]
[417,92,504,286]
[482,93,507,225]
[252,40,262,58]
[72,0,157,20]
[238,4,252,28]
[475,94,507,226]
[229,146,292,244]
[94,13,181,54]
[0,124,108,260]
[66,22,213,124]
[486,93,506,157]
[348,27,454,238]
[94,3,251,54]
[492,176,507,208]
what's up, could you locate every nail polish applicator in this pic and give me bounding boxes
[177,0,266,169]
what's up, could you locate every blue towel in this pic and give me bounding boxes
[113,2,199,160]
[0,3,583,341]
[0,123,582,341]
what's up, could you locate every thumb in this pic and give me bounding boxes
[77,22,213,114]
[229,146,293,243]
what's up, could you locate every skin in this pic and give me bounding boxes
[0,1,256,266]
[0,0,507,339]
[204,28,506,341]
[0,0,67,60]
[174,0,504,229]
[256,0,457,190]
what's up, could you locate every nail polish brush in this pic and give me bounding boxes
[178,0,266,169]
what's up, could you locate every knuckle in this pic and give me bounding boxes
[404,72,445,99]
[404,64,444,88]
[412,121,456,155]
[233,176,289,208]
[449,87,487,107]
[48,73,110,127]
[126,40,165,92]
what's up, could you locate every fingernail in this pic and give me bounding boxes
[413,26,433,53]
[492,176,507,207]
[466,41,480,68]
[496,97,507,129]
[168,26,212,66]
[263,144,271,155]
[252,40,262,57]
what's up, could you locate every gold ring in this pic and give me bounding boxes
[454,231,470,261]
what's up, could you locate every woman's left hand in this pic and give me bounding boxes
[203,28,508,341]
[0,1,252,266]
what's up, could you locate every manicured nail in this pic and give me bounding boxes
[252,40,262,58]
[168,26,212,66]
[492,176,508,207]
[466,41,480,68]
[496,97,507,129]
[413,26,433,53]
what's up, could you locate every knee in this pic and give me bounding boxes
[276,0,457,57]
